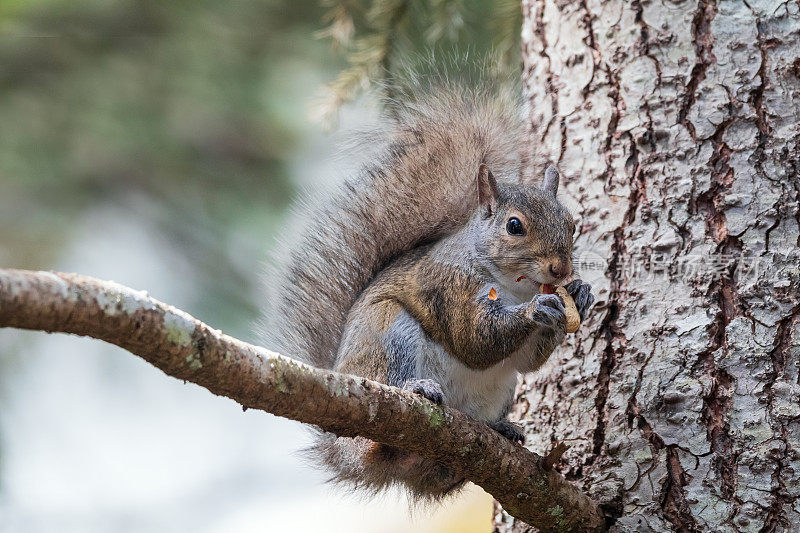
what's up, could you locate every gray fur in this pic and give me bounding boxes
[383,310,420,387]
[542,165,559,197]
[264,78,584,505]
[263,81,527,370]
[309,432,464,501]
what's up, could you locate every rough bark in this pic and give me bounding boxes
[497,0,800,531]
[0,269,604,533]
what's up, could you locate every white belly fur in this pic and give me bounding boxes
[417,336,518,422]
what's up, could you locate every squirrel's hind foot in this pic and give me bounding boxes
[488,419,526,445]
[402,378,444,405]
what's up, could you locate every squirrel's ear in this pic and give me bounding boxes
[476,164,499,218]
[542,165,559,197]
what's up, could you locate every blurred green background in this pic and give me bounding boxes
[0,1,520,531]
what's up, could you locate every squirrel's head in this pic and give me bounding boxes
[472,164,575,288]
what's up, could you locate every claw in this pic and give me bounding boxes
[403,378,444,405]
[565,279,594,321]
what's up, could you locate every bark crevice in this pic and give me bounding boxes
[679,0,719,139]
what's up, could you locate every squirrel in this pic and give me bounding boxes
[265,82,594,501]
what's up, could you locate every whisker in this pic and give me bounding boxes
[473,254,543,262]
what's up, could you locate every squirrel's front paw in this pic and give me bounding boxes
[402,378,444,405]
[565,279,595,321]
[527,293,566,331]
[488,419,525,445]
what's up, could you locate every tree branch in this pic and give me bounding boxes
[0,269,605,532]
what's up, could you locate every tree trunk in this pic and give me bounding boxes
[498,0,800,531]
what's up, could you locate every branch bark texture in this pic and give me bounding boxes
[0,268,605,533]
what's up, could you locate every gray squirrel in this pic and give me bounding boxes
[265,82,594,501]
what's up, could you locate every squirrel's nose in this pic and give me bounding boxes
[548,262,571,280]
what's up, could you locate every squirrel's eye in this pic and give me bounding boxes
[506,217,525,236]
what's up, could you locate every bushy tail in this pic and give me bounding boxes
[263,78,529,369]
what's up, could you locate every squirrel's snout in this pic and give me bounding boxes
[548,261,572,281]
